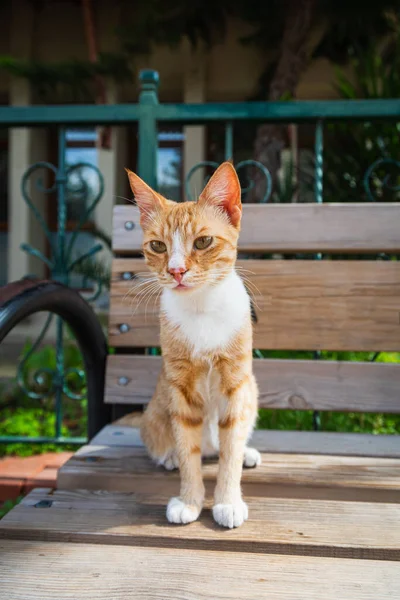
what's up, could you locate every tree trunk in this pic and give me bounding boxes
[249,0,316,202]
[81,0,111,149]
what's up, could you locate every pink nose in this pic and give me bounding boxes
[168,267,187,284]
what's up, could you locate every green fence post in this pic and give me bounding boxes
[138,70,159,357]
[138,70,159,189]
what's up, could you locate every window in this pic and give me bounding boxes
[157,131,184,202]
[64,128,99,221]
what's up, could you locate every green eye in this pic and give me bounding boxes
[194,236,213,250]
[150,240,167,253]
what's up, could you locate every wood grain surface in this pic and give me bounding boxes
[2,540,400,600]
[57,443,400,503]
[113,203,400,254]
[90,424,400,459]
[104,354,400,414]
[1,488,400,561]
[109,259,400,350]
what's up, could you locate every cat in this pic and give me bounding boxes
[126,162,261,529]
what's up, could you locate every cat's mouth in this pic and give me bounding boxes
[173,282,191,291]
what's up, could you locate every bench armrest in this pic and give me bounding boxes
[0,279,111,439]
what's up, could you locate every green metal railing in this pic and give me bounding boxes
[0,69,399,444]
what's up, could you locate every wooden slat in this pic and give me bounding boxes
[57,444,400,503]
[2,488,400,561]
[90,424,400,459]
[1,540,399,600]
[105,354,400,414]
[113,203,400,255]
[109,258,400,350]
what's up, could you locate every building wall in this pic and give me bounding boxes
[0,1,342,103]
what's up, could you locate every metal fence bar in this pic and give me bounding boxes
[314,119,324,206]
[313,120,324,432]
[225,122,234,160]
[2,99,400,128]
[137,70,159,190]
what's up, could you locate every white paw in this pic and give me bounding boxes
[212,500,249,529]
[243,447,262,468]
[166,497,200,524]
[158,451,179,471]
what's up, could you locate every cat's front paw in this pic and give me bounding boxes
[166,497,201,524]
[212,500,248,529]
[243,447,261,468]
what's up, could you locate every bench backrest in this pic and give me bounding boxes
[106,203,400,417]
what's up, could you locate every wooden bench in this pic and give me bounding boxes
[1,202,400,599]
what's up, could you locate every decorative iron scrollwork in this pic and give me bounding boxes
[185,160,272,203]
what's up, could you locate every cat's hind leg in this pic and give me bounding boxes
[140,394,178,471]
[243,446,261,468]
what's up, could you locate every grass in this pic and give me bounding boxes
[257,409,400,434]
[0,496,23,520]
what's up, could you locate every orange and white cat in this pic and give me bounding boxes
[126,162,260,529]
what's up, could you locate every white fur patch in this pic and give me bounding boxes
[158,451,179,471]
[168,230,186,272]
[201,416,219,457]
[166,497,200,524]
[161,270,250,355]
[213,500,248,528]
[243,447,262,468]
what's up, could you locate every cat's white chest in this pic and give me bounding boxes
[161,271,250,355]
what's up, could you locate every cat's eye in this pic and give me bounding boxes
[194,236,213,250]
[150,240,167,253]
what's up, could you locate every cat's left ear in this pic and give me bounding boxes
[125,169,167,229]
[198,162,242,228]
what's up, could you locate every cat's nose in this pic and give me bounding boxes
[168,267,187,284]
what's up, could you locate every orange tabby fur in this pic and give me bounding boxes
[126,162,260,528]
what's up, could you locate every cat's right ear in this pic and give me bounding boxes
[125,169,166,229]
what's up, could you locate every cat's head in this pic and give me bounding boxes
[126,162,241,293]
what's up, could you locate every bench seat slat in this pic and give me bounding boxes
[1,539,399,599]
[57,438,400,503]
[113,203,400,255]
[1,487,400,561]
[109,259,400,351]
[105,355,400,414]
[90,424,400,459]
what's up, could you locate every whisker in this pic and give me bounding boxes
[144,284,162,321]
[123,277,158,301]
[130,282,161,316]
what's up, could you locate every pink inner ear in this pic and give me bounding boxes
[229,205,242,228]
[199,162,242,226]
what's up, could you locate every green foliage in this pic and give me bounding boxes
[0,408,73,457]
[0,336,88,457]
[0,52,133,101]
[0,496,23,520]
[257,409,400,434]
[255,350,400,434]
[323,23,400,204]
[71,258,111,290]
